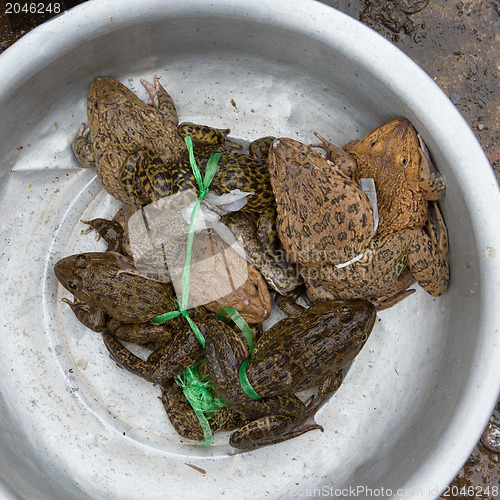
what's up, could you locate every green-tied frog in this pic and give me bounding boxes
[118,128,275,214]
[72,76,187,203]
[81,208,273,324]
[314,118,446,237]
[204,296,377,449]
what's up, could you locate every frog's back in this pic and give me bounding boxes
[269,138,374,266]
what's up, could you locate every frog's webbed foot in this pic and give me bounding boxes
[248,136,276,160]
[61,297,107,332]
[102,332,158,383]
[274,294,306,318]
[140,75,179,126]
[417,135,446,200]
[72,123,95,168]
[310,132,357,177]
[81,218,124,253]
[229,395,324,450]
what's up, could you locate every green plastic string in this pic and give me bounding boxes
[217,307,262,401]
[153,299,205,348]
[151,137,258,442]
[174,364,227,446]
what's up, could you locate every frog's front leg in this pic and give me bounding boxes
[416,135,446,200]
[61,297,107,332]
[81,218,124,253]
[310,132,357,177]
[141,76,179,126]
[407,202,449,296]
[72,123,95,168]
[229,393,323,449]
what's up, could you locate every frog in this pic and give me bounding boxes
[204,296,377,449]
[268,137,449,306]
[117,125,274,215]
[302,201,449,304]
[54,252,181,324]
[268,137,376,268]
[312,118,446,237]
[80,206,273,324]
[101,296,375,448]
[72,76,188,203]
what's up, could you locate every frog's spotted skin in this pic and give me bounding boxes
[268,137,375,267]
[303,201,449,302]
[205,297,377,449]
[72,76,187,203]
[342,118,446,237]
[222,209,303,294]
[118,138,274,214]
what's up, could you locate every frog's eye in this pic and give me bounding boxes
[67,277,83,292]
[370,140,377,148]
[336,305,353,322]
[361,333,368,342]
[74,254,88,268]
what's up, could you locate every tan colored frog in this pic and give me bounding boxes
[313,118,446,237]
[269,138,449,307]
[72,76,187,203]
[268,138,376,267]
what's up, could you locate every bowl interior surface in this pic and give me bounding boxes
[0,1,499,499]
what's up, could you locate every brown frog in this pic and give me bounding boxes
[269,137,449,307]
[72,76,187,203]
[268,137,376,267]
[81,206,273,324]
[313,118,446,237]
[205,296,377,449]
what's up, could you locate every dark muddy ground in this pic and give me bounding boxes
[1,0,499,497]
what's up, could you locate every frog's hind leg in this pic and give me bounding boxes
[72,123,95,168]
[229,394,323,450]
[102,332,158,383]
[408,202,449,296]
[141,76,179,126]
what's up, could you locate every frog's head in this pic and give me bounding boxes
[344,119,423,182]
[54,253,91,299]
[87,77,137,135]
[311,299,377,364]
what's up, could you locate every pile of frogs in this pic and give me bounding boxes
[54,76,449,449]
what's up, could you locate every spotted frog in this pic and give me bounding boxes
[269,137,449,307]
[72,76,187,203]
[204,296,377,449]
[313,118,446,237]
[118,126,275,214]
[268,137,376,267]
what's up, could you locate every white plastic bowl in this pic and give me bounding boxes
[0,1,499,498]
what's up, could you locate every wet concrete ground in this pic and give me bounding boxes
[1,0,499,497]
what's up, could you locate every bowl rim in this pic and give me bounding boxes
[1,0,499,497]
